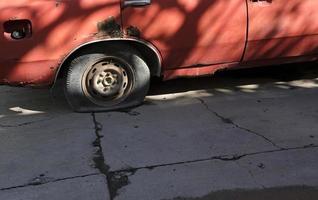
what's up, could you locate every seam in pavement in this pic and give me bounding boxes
[0,173,100,191]
[92,113,116,200]
[1,145,316,194]
[108,144,318,175]
[197,98,283,149]
[0,113,109,193]
[93,113,135,200]
[0,118,54,128]
[2,112,314,195]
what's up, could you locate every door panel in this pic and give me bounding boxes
[122,0,247,69]
[244,0,318,61]
[0,0,120,62]
[0,0,120,84]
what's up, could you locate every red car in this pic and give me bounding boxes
[1,0,317,111]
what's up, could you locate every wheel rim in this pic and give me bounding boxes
[82,57,134,106]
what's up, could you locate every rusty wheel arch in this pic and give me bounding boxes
[54,38,162,84]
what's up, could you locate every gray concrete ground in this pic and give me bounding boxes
[0,63,318,200]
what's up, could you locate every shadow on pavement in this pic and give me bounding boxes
[169,186,318,200]
[149,61,318,95]
[0,61,317,126]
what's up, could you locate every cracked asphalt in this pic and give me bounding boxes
[0,63,318,200]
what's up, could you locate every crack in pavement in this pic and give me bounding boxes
[0,113,109,194]
[0,117,54,128]
[100,144,318,198]
[196,98,283,149]
[91,106,316,199]
[92,113,122,200]
[1,144,316,193]
[0,173,100,191]
[107,144,318,175]
[2,108,313,196]
[92,112,109,175]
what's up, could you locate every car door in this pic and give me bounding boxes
[0,0,120,84]
[121,0,247,69]
[244,0,318,61]
[0,0,121,63]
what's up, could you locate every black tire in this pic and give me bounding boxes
[64,44,150,112]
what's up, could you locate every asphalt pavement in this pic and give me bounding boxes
[0,62,318,200]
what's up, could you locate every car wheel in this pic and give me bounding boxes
[64,44,150,112]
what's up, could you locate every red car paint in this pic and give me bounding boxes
[0,0,318,86]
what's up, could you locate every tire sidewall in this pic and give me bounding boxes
[65,47,150,112]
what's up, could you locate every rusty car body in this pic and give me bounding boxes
[1,0,318,111]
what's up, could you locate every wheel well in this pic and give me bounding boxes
[56,39,162,81]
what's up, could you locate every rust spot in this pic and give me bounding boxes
[55,0,62,7]
[126,26,141,38]
[97,17,123,38]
